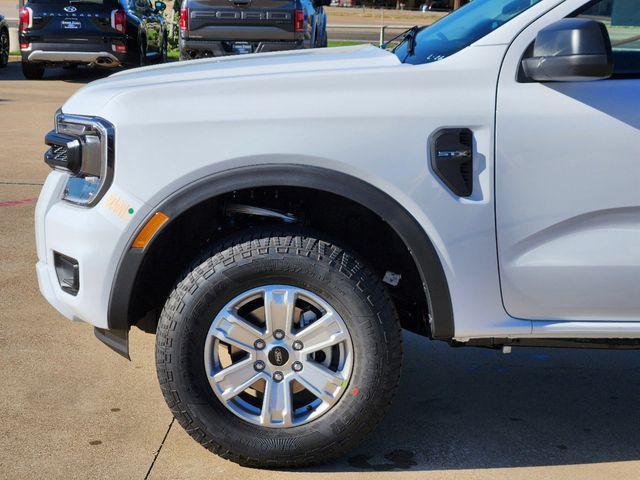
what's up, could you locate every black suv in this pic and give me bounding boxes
[179,0,330,59]
[0,14,9,68]
[19,0,168,79]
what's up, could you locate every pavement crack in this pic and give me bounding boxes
[144,417,174,480]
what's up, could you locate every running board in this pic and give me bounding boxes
[452,337,640,350]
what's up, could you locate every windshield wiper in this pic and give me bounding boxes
[381,25,419,55]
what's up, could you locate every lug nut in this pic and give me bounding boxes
[292,361,303,372]
[254,360,265,372]
[272,371,284,382]
[254,339,266,350]
[292,340,303,351]
[273,329,285,340]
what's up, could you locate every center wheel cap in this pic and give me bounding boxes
[268,345,289,366]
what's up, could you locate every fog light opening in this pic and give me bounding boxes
[54,252,79,296]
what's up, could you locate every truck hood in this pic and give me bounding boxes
[63,44,402,114]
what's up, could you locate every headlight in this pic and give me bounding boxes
[44,110,114,207]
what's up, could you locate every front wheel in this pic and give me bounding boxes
[160,36,167,64]
[0,28,9,68]
[138,40,147,67]
[318,29,328,48]
[156,230,402,468]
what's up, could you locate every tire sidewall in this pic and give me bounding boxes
[139,38,147,67]
[0,29,8,67]
[158,236,400,460]
[320,29,328,48]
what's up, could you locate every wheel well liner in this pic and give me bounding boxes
[107,164,454,339]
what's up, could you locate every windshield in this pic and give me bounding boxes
[394,0,544,64]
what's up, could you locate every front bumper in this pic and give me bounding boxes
[35,170,145,330]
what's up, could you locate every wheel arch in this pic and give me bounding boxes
[107,164,454,339]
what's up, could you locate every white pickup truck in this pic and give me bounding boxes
[36,0,639,468]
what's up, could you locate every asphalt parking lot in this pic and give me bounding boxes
[2,58,640,479]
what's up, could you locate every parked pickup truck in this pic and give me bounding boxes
[179,0,329,59]
[36,0,640,469]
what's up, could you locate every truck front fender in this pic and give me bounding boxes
[107,164,454,339]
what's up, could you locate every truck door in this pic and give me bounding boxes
[495,0,640,321]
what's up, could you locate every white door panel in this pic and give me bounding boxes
[496,1,640,321]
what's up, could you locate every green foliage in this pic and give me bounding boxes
[164,11,180,50]
[327,40,368,47]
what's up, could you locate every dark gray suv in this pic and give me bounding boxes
[179,0,330,59]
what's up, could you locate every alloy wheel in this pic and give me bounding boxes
[204,285,354,428]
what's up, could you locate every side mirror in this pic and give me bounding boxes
[154,1,166,12]
[522,18,613,82]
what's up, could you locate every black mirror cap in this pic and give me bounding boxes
[154,1,166,11]
[523,18,614,82]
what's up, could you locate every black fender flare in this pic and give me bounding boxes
[107,164,454,339]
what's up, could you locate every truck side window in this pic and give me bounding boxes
[573,0,640,77]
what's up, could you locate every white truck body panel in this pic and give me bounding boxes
[496,0,640,322]
[35,0,640,339]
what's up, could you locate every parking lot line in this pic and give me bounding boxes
[0,197,37,207]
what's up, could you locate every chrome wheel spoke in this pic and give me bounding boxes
[261,378,293,426]
[210,309,262,352]
[205,285,353,428]
[263,287,295,336]
[295,312,347,353]
[213,358,261,401]
[296,361,344,403]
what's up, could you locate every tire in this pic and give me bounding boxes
[156,229,403,468]
[318,29,328,48]
[0,28,9,68]
[160,36,167,64]
[138,39,147,67]
[21,60,45,79]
